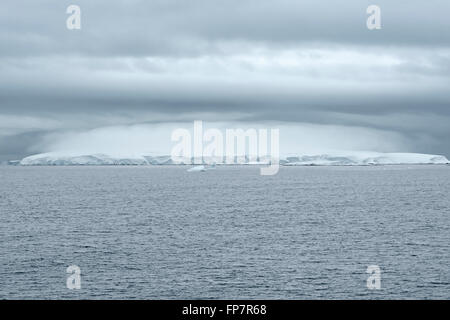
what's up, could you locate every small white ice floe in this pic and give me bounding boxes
[187,164,216,172]
[187,165,206,172]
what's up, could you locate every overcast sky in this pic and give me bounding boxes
[1,0,450,160]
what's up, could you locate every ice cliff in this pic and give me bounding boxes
[19,152,449,166]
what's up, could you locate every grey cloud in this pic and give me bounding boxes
[0,131,47,161]
[0,0,450,158]
[1,0,450,58]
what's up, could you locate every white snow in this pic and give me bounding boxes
[19,151,449,166]
[280,152,449,166]
[20,153,153,166]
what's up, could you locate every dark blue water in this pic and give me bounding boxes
[1,165,449,299]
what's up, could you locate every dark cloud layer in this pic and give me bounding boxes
[2,0,450,57]
[0,0,449,159]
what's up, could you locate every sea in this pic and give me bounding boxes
[0,165,449,299]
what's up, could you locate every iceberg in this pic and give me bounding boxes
[19,151,449,166]
[280,152,449,166]
[19,153,149,166]
[187,165,207,172]
[187,164,217,172]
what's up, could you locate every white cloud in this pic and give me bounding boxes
[34,121,410,157]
